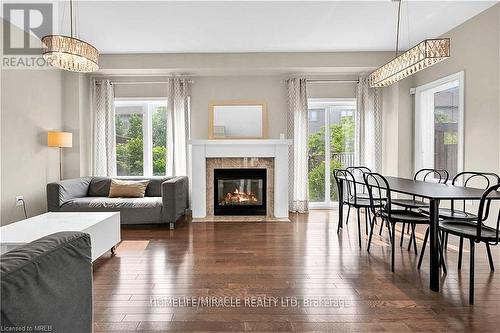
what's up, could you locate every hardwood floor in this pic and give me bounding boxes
[93,210,500,332]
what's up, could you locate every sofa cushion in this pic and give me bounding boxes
[88,177,173,197]
[62,197,162,209]
[88,177,110,197]
[60,197,163,224]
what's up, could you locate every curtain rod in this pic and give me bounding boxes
[306,79,358,84]
[281,79,359,84]
[94,80,194,85]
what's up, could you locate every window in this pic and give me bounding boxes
[115,99,167,176]
[415,72,464,179]
[308,98,356,207]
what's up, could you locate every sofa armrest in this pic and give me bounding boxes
[47,177,92,211]
[161,176,189,225]
[0,232,92,333]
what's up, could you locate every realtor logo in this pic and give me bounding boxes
[3,3,53,55]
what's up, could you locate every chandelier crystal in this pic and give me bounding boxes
[42,35,99,73]
[369,38,450,88]
[42,0,99,73]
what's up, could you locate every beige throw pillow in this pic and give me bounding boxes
[108,179,150,198]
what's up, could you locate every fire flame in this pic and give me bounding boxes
[220,188,258,205]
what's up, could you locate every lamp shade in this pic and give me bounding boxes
[48,131,72,148]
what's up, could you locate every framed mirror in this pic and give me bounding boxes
[209,101,268,139]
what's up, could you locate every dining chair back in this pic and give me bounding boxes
[415,168,449,183]
[363,172,390,218]
[451,172,500,214]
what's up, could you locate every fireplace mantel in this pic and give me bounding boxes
[189,139,292,220]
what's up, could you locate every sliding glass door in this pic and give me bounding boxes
[308,98,356,207]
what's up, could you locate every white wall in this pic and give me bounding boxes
[1,69,63,225]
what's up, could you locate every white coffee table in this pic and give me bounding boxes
[0,212,120,261]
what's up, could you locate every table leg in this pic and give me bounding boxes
[337,179,344,233]
[429,199,440,292]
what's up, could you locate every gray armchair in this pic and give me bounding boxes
[0,232,92,333]
[47,176,189,229]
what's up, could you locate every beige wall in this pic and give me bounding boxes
[111,74,359,140]
[383,4,500,178]
[62,72,93,179]
[1,69,63,225]
[100,52,391,141]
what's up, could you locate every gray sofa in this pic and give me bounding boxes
[1,232,92,333]
[47,176,189,229]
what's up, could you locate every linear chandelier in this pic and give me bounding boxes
[42,0,99,72]
[369,1,450,88]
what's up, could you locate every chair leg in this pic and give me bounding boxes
[407,225,413,251]
[417,227,429,269]
[391,222,396,272]
[379,218,384,235]
[400,223,406,247]
[458,237,464,270]
[367,215,376,252]
[444,233,449,251]
[346,206,351,225]
[469,239,475,305]
[365,208,369,235]
[486,243,495,271]
[410,224,418,255]
[386,220,393,242]
[357,208,362,249]
[438,231,447,274]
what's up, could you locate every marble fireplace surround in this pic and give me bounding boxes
[206,158,274,218]
[189,139,291,222]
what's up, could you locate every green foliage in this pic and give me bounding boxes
[152,107,167,147]
[115,116,126,136]
[308,115,354,202]
[444,132,458,145]
[115,109,168,176]
[128,113,143,139]
[435,112,452,124]
[153,146,166,175]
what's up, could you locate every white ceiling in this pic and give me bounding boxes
[16,1,500,54]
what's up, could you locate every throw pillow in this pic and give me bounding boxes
[108,179,150,198]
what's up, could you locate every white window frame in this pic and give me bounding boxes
[114,98,167,177]
[414,71,464,181]
[308,98,357,208]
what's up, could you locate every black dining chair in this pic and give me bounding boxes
[363,173,445,273]
[345,166,372,233]
[419,171,500,271]
[393,169,449,252]
[438,183,500,305]
[346,166,372,199]
[334,169,382,248]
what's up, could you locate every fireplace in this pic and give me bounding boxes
[214,168,267,216]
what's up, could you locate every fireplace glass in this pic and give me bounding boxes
[214,168,267,215]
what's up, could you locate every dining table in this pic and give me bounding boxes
[336,175,500,292]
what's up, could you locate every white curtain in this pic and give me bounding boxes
[286,78,309,213]
[355,76,382,172]
[93,79,116,176]
[166,78,191,176]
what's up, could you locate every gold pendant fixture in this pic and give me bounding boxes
[42,0,99,72]
[369,1,450,88]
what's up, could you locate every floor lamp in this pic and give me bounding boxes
[48,131,73,180]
